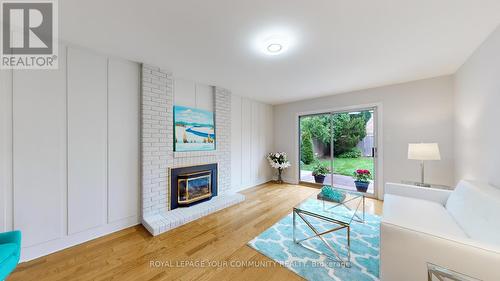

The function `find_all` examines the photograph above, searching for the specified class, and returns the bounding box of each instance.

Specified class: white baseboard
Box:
[20,216,139,262]
[232,177,272,192]
[282,176,299,185]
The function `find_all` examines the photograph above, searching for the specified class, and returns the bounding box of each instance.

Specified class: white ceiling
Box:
[60,0,500,105]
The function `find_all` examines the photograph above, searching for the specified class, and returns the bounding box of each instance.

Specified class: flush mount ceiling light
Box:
[253,30,294,56]
[267,43,283,53]
[251,28,297,57]
[262,36,287,55]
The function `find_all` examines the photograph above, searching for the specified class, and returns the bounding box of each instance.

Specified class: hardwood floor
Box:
[10,183,382,281]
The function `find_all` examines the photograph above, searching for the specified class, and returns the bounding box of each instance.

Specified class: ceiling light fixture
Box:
[262,36,287,56]
[252,28,297,57]
[267,43,283,53]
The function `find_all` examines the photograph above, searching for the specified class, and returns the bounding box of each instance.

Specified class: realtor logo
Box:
[1,0,58,69]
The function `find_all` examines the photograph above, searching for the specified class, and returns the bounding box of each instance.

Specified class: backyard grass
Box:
[301,157,374,177]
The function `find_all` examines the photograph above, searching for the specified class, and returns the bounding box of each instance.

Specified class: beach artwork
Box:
[174,105,215,152]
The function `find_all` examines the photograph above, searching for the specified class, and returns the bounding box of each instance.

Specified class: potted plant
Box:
[353,169,371,192]
[312,162,330,184]
[267,152,291,184]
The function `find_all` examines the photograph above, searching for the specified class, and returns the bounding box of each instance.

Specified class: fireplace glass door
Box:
[177,171,212,204]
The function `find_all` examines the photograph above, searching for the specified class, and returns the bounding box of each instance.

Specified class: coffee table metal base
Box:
[292,208,351,266]
[322,195,366,223]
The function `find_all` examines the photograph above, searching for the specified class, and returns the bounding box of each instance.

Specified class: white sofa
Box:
[380,180,500,281]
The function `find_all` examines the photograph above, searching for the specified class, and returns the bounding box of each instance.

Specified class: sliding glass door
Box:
[299,113,334,186]
[299,108,377,196]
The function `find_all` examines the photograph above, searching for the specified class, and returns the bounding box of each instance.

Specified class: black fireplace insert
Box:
[169,163,217,210]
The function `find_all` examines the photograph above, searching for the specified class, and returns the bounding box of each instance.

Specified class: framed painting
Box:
[173,105,215,152]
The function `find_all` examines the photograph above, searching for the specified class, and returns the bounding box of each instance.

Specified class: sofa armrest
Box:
[0,230,21,245]
[385,182,451,205]
[381,222,500,281]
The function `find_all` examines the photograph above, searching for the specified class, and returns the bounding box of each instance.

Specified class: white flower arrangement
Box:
[267,152,291,170]
[267,152,290,184]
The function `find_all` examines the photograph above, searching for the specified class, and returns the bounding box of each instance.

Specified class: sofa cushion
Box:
[0,243,17,265]
[383,194,467,239]
[446,180,500,246]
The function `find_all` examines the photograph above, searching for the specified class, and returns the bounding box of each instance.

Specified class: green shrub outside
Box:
[300,112,370,157]
[337,147,362,158]
[300,131,314,165]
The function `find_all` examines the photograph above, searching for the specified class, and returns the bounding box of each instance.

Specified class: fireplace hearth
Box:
[170,163,218,210]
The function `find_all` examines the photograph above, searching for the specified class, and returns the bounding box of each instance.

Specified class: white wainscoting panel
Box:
[240,98,252,186]
[67,47,108,234]
[230,95,242,188]
[12,47,67,247]
[264,104,274,181]
[173,78,214,112]
[173,78,196,107]
[4,45,140,261]
[251,101,260,181]
[107,58,140,222]
[0,69,13,232]
[195,83,214,111]
[231,96,274,191]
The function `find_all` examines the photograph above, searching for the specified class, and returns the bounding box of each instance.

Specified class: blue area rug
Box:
[247,199,380,281]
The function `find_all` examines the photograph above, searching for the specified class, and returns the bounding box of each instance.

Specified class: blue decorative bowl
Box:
[317,186,346,203]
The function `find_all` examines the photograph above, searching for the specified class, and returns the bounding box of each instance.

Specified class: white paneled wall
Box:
[0,69,13,232]
[195,84,215,112]
[240,98,252,185]
[230,96,242,188]
[173,78,196,107]
[108,59,140,222]
[67,48,108,234]
[0,46,140,261]
[230,95,274,191]
[13,47,67,247]
[173,78,214,111]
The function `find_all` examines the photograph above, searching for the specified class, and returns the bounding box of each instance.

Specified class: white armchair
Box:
[380,180,500,281]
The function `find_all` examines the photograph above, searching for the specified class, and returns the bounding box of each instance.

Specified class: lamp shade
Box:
[408,143,441,160]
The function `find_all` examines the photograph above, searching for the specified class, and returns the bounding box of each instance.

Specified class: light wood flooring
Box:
[10,183,383,281]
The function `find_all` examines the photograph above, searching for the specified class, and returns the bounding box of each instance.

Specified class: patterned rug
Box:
[247,199,380,281]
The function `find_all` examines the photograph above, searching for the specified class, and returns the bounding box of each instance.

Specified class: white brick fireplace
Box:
[141,64,244,235]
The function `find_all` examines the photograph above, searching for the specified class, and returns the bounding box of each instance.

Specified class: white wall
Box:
[0,45,140,261]
[454,26,500,188]
[13,47,68,247]
[173,78,214,111]
[231,95,274,191]
[274,76,455,197]
[108,59,141,222]
[0,69,13,233]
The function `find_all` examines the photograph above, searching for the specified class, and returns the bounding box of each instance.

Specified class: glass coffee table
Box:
[293,188,366,265]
